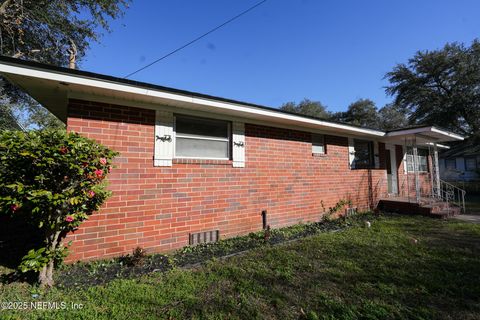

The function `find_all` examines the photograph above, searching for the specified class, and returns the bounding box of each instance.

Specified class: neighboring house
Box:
[0,57,464,262]
[439,138,480,182]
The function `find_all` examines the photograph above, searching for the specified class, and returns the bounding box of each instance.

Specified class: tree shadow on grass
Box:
[0,214,43,284]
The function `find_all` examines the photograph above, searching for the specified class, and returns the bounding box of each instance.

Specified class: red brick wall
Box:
[65,99,390,262]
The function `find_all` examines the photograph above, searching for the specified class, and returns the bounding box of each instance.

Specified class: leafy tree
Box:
[280,99,330,119]
[377,104,409,131]
[0,104,22,130]
[0,130,118,287]
[332,99,379,128]
[0,0,130,129]
[385,39,480,137]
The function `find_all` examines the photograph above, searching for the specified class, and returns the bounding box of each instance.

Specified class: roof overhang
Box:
[0,57,464,144]
[384,126,464,144]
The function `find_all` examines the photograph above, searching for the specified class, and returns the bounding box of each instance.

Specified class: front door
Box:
[385,146,398,194]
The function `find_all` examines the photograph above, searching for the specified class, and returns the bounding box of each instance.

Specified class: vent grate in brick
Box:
[189,230,220,245]
[345,207,357,217]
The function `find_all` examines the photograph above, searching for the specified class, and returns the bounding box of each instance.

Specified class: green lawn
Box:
[1,214,480,320]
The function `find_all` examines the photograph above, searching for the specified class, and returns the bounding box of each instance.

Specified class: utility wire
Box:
[124,0,267,79]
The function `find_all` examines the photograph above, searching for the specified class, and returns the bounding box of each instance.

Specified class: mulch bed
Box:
[54,213,376,288]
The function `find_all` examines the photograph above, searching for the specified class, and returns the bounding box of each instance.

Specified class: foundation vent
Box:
[345,207,357,217]
[189,230,220,245]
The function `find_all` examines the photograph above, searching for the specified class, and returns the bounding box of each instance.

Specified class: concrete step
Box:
[428,207,461,219]
[377,199,462,219]
[419,201,462,216]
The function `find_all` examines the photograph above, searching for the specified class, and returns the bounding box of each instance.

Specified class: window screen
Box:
[353,139,374,168]
[445,159,456,170]
[406,147,429,172]
[465,157,477,171]
[312,134,325,154]
[175,115,230,159]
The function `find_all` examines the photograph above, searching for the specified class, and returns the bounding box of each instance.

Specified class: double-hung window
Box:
[312,134,325,154]
[465,157,478,171]
[174,115,230,159]
[445,159,456,170]
[406,147,429,172]
[353,139,374,169]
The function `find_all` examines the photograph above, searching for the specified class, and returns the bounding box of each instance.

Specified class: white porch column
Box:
[412,142,421,202]
[433,143,441,198]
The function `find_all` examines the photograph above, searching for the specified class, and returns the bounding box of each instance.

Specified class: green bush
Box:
[0,130,118,287]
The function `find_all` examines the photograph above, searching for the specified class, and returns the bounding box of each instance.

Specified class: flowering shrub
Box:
[0,130,118,287]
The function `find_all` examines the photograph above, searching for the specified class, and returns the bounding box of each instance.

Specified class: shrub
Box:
[0,130,118,287]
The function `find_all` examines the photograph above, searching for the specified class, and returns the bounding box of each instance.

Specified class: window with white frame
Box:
[174,115,230,159]
[465,157,477,171]
[312,134,325,154]
[406,147,429,172]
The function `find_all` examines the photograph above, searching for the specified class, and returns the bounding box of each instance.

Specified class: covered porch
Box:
[378,126,466,218]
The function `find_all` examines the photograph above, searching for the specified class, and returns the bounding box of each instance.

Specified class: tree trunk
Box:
[38,263,54,288]
[68,40,77,69]
[38,230,61,288]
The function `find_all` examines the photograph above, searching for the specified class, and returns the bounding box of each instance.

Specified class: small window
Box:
[312,134,325,154]
[445,159,456,170]
[353,139,374,169]
[465,157,477,171]
[406,147,429,172]
[174,115,230,159]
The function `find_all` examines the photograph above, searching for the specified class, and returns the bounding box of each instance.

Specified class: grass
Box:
[1,214,480,320]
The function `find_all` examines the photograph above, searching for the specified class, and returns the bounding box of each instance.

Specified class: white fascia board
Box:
[422,142,450,149]
[0,62,386,138]
[188,96,385,136]
[431,127,464,141]
[386,126,464,141]
[386,126,435,137]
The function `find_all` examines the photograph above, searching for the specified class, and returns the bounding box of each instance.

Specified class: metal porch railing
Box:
[393,176,466,214]
[436,179,466,214]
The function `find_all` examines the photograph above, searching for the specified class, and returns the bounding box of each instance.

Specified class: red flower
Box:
[59,146,69,154]
[99,158,107,165]
[82,162,89,167]
[94,169,104,178]
[10,204,19,212]
[87,190,96,198]
[65,216,74,223]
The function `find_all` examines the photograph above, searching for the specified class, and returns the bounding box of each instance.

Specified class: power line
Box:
[124,0,267,79]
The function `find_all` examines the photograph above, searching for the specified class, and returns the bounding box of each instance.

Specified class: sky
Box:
[82,0,480,113]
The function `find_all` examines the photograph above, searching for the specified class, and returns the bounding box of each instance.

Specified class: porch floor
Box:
[377,196,461,219]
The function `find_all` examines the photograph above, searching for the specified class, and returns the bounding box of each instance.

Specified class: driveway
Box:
[454,214,480,224]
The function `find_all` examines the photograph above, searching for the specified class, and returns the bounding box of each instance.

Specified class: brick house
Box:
[0,57,465,262]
